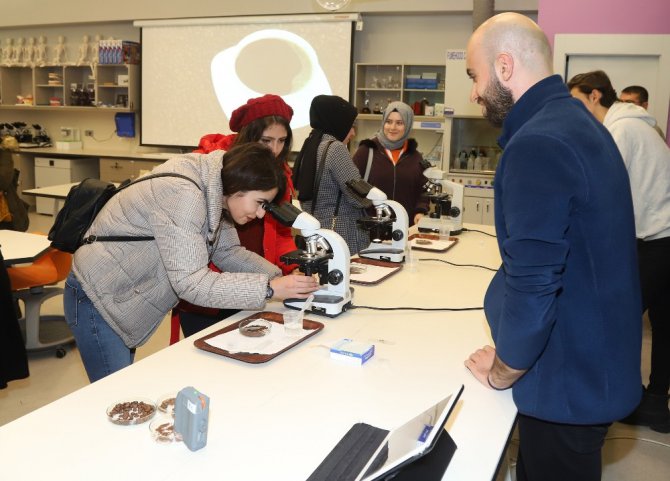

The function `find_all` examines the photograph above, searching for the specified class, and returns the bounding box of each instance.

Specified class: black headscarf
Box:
[292,95,358,201]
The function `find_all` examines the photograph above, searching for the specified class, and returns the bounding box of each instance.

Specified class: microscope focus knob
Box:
[450,207,461,218]
[328,269,344,285]
[392,229,404,241]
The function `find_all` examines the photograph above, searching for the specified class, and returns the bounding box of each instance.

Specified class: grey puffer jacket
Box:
[71,151,281,347]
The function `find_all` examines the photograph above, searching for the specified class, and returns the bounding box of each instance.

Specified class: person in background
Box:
[171,94,299,341]
[292,95,370,255]
[619,85,666,140]
[0,136,29,232]
[463,13,642,481]
[65,144,319,382]
[352,101,429,226]
[568,70,670,433]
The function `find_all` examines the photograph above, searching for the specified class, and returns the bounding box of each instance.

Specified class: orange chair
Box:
[7,248,74,358]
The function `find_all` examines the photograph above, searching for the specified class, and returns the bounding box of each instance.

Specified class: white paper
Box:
[409,238,455,251]
[350,263,400,283]
[204,319,309,354]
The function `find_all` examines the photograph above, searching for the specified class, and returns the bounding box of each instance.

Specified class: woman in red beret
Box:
[170,94,298,342]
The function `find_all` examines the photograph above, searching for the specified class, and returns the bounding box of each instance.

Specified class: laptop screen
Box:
[356,384,464,481]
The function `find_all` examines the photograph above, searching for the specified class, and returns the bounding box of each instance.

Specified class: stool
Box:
[8,248,74,358]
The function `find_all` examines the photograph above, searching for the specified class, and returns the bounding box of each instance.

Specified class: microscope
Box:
[346,178,409,263]
[416,159,464,235]
[264,202,352,317]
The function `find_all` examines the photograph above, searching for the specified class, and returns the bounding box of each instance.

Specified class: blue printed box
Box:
[405,78,438,89]
[330,339,375,365]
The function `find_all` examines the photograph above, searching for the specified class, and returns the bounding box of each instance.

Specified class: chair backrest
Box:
[49,249,73,281]
[7,248,72,290]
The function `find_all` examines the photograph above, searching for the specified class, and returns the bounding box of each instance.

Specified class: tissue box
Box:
[330,339,375,365]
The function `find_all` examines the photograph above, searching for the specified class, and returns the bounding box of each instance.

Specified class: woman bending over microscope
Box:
[64,144,319,383]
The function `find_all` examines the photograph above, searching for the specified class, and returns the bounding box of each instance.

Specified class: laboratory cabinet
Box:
[34,156,98,215]
[462,193,494,226]
[352,63,446,164]
[0,64,138,111]
[354,63,445,117]
[99,157,163,183]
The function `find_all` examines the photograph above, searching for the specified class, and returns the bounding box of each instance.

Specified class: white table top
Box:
[18,146,178,160]
[22,183,79,200]
[0,230,51,265]
[0,224,516,481]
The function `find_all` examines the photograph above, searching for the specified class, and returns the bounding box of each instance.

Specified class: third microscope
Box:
[416,159,464,235]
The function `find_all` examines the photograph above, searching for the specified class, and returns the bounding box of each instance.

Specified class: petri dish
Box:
[106,397,157,425]
[149,417,182,444]
[239,318,272,337]
[157,393,177,417]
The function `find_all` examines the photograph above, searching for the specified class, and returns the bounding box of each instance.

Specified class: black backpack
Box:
[48,173,200,253]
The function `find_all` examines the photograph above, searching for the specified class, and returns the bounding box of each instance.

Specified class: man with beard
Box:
[463,13,642,481]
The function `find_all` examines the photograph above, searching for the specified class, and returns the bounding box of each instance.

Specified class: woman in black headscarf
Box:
[292,95,370,255]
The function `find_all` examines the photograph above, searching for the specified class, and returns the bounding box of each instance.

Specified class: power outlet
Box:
[84,130,94,137]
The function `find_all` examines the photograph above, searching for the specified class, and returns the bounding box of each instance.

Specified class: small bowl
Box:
[157,393,177,417]
[238,318,272,337]
[106,397,156,425]
[149,417,182,444]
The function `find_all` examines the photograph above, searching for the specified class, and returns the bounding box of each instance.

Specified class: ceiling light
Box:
[316,0,351,11]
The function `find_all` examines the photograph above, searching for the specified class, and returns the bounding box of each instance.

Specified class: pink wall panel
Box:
[538,0,670,48]
[537,0,670,143]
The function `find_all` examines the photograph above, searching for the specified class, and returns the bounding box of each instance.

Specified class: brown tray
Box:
[193,311,323,364]
[408,234,459,252]
[350,257,403,285]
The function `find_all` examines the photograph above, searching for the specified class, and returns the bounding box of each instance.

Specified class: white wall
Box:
[0,1,537,27]
[0,3,538,153]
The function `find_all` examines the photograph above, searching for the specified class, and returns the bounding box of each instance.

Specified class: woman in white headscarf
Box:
[352,101,429,226]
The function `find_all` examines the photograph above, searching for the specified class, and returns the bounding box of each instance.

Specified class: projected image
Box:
[210,29,332,131]
[139,18,351,148]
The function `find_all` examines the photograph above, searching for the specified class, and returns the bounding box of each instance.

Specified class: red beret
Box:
[228,94,294,133]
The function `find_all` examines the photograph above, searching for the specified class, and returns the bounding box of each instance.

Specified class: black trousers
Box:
[638,236,670,395]
[516,415,609,481]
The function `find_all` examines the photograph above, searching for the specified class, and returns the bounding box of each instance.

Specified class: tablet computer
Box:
[355,384,464,481]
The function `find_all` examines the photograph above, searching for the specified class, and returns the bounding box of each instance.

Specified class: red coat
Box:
[194,133,297,274]
[169,134,297,344]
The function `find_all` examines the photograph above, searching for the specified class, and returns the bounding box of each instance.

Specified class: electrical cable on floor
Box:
[419,257,499,272]
[461,227,497,237]
[604,435,670,449]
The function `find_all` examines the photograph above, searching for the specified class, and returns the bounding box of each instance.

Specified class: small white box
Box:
[117,74,129,86]
[435,103,445,116]
[424,105,435,116]
[55,141,83,150]
[330,339,375,365]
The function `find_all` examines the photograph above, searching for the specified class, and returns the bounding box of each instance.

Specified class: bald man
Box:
[463,13,642,481]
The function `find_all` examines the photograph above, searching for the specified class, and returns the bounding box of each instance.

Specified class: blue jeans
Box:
[64,272,135,383]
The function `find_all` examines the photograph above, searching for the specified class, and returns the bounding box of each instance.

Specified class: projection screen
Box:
[136,15,355,150]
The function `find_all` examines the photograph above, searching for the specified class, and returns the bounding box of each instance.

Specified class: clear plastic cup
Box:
[283,310,304,337]
[439,221,454,241]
